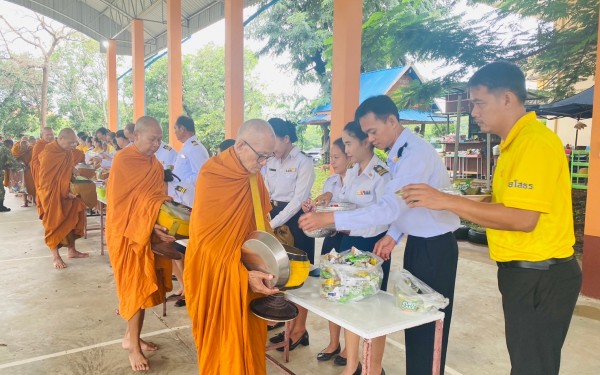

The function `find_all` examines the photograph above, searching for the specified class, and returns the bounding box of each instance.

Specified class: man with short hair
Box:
[167,115,209,307]
[184,119,278,374]
[106,116,175,372]
[11,136,35,207]
[37,128,89,269]
[124,123,136,143]
[402,61,582,375]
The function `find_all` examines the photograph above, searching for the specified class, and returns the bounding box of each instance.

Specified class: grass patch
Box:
[312,166,330,198]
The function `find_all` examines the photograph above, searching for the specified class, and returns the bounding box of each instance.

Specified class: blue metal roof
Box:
[315,66,407,112]
[399,109,451,124]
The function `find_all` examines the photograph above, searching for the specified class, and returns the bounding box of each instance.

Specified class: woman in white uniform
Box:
[264,118,315,351]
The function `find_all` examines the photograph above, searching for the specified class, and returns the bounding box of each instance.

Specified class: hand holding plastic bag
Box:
[391,269,449,313]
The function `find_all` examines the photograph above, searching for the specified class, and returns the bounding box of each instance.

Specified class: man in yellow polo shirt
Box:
[401,61,581,375]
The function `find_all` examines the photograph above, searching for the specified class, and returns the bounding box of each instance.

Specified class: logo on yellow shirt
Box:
[508,180,533,189]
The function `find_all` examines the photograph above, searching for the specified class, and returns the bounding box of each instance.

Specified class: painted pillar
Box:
[330,0,363,142]
[167,0,183,150]
[106,39,118,132]
[131,19,145,121]
[581,4,600,298]
[224,0,244,139]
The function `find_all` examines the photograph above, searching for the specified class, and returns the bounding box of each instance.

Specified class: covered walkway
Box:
[1,193,599,374]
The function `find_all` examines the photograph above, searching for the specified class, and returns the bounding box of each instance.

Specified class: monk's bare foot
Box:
[122,337,159,351]
[53,255,67,269]
[128,350,150,372]
[67,248,89,259]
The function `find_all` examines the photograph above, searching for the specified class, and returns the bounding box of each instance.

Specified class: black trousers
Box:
[271,201,315,264]
[321,232,345,256]
[404,232,458,375]
[498,258,581,375]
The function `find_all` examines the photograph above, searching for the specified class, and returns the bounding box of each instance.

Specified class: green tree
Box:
[51,35,107,133]
[469,0,599,99]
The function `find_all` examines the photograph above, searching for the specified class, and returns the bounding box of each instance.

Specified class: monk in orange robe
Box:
[31,127,55,219]
[37,128,88,269]
[11,137,35,207]
[184,119,279,375]
[106,116,175,372]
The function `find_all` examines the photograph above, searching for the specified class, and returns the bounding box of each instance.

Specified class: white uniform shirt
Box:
[334,129,460,239]
[263,146,315,228]
[168,135,209,207]
[322,174,344,202]
[155,141,178,169]
[338,155,391,238]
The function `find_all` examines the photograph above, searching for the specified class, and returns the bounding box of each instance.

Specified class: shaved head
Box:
[234,119,276,174]
[57,128,78,151]
[134,116,163,156]
[41,127,54,143]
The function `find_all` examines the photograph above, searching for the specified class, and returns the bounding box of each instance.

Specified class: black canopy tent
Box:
[534,86,594,119]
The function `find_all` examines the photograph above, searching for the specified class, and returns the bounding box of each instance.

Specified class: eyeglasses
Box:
[242,140,274,163]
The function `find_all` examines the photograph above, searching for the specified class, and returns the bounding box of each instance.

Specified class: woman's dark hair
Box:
[268,118,298,143]
[115,130,127,140]
[332,137,345,153]
[343,121,369,142]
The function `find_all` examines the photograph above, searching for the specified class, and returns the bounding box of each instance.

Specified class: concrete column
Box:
[224,0,244,139]
[581,4,600,298]
[330,0,363,142]
[167,0,183,150]
[131,19,145,121]
[106,39,118,132]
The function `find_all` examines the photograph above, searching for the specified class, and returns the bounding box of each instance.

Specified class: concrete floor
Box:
[0,192,599,375]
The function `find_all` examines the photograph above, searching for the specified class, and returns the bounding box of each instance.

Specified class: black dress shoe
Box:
[316,344,341,361]
[267,322,285,331]
[352,362,362,375]
[269,331,285,344]
[334,355,347,366]
[174,298,186,307]
[276,331,309,352]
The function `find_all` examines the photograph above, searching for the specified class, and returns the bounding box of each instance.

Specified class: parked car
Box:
[305,148,322,164]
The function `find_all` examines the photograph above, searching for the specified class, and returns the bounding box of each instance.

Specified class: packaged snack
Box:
[320,248,383,303]
[390,269,449,313]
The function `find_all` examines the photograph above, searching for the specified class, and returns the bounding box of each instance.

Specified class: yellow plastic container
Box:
[157,201,191,237]
[282,244,310,289]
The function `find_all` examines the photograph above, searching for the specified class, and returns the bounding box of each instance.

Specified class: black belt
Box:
[497,255,574,271]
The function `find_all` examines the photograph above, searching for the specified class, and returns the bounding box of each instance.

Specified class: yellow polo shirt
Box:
[487,112,574,262]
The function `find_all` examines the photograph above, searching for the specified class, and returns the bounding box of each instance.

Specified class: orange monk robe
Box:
[11,142,35,196]
[37,141,86,249]
[106,145,172,321]
[71,149,85,166]
[31,139,49,218]
[184,147,272,375]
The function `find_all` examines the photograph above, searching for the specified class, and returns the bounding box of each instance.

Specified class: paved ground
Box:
[0,192,599,375]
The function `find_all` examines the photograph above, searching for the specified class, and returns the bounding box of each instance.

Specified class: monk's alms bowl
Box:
[157,201,192,237]
[302,202,356,238]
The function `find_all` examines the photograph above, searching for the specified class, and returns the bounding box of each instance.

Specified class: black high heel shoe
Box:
[269,331,285,344]
[316,344,341,361]
[352,362,362,375]
[276,331,309,351]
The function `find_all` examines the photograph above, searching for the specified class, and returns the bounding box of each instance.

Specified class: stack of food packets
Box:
[320,247,383,303]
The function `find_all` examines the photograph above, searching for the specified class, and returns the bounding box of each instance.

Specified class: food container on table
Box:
[75,163,96,179]
[302,202,356,238]
[157,201,192,237]
[241,230,310,290]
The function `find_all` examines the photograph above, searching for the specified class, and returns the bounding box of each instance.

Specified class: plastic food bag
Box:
[320,247,383,303]
[9,169,26,193]
[391,269,449,313]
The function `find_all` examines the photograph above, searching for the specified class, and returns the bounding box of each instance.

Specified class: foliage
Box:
[0,57,40,136]
[468,0,599,100]
[311,166,329,198]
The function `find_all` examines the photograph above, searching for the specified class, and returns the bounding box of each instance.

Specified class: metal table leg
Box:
[432,318,444,375]
[99,201,105,255]
[362,337,372,375]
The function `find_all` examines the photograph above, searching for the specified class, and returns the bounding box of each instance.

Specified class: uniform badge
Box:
[373,165,389,176]
[393,142,408,163]
[268,168,276,172]
[163,144,172,151]
[285,168,297,172]
[175,186,187,193]
[357,190,371,195]
[191,140,198,146]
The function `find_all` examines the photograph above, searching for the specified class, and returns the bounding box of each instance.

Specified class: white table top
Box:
[285,276,444,340]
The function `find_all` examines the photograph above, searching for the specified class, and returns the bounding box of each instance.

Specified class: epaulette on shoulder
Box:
[373,165,389,176]
[163,144,173,151]
[191,140,198,146]
[175,185,187,193]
